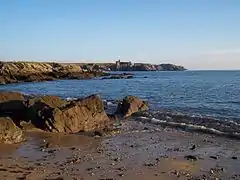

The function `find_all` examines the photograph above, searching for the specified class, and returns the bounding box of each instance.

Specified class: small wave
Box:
[137,116,240,140]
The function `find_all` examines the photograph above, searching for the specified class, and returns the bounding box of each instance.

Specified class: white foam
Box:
[137,116,240,139]
[66,97,77,101]
[107,101,114,105]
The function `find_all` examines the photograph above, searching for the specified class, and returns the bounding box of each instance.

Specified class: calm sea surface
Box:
[1,71,240,120]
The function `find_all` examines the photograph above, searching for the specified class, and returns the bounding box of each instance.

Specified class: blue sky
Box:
[1,0,240,69]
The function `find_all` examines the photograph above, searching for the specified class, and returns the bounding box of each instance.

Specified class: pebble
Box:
[184,155,198,161]
[190,144,196,150]
[117,167,126,171]
[118,173,124,177]
[113,157,120,162]
[86,167,93,171]
[210,156,218,160]
[144,162,155,167]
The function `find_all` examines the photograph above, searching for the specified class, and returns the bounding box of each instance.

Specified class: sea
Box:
[1,70,240,137]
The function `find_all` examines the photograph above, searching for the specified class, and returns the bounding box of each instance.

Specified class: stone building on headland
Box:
[116,60,133,71]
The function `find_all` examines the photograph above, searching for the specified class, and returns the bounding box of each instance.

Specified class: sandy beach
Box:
[0,120,239,180]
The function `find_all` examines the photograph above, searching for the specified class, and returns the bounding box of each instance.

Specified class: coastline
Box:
[0,61,186,85]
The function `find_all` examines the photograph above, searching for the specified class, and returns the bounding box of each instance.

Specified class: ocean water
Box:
[1,71,240,121]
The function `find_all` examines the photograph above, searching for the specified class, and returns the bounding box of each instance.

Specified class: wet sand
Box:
[0,120,240,180]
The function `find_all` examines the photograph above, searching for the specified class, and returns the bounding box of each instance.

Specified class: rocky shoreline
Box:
[0,91,148,144]
[0,61,186,84]
[0,62,110,85]
[0,91,240,179]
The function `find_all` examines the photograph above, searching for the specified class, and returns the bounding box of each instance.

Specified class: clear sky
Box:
[1,0,240,70]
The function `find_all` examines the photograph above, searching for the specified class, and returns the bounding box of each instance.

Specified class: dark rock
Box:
[0,117,25,144]
[184,155,198,161]
[16,176,26,180]
[113,157,121,162]
[115,96,148,117]
[190,144,196,150]
[0,91,25,113]
[117,167,126,171]
[232,156,237,160]
[44,177,64,180]
[102,73,134,80]
[93,131,103,137]
[209,156,218,160]
[118,173,124,177]
[86,167,93,171]
[144,162,156,167]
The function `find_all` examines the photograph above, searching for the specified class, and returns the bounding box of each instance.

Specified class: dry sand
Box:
[0,120,239,180]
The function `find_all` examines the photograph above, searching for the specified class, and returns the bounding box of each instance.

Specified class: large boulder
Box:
[0,117,25,144]
[116,96,148,118]
[34,95,111,133]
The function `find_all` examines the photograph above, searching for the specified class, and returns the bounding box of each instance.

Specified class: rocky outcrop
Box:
[0,62,108,85]
[0,91,151,143]
[131,63,186,71]
[116,96,148,117]
[157,64,186,71]
[0,117,24,144]
[0,92,112,133]
[0,91,114,142]
[38,95,111,133]
[2,62,53,74]
[94,61,186,71]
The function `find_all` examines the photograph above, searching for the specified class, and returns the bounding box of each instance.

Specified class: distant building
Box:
[116,60,132,71]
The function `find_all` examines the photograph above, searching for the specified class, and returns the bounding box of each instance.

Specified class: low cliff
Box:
[79,63,186,71]
[0,62,107,85]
